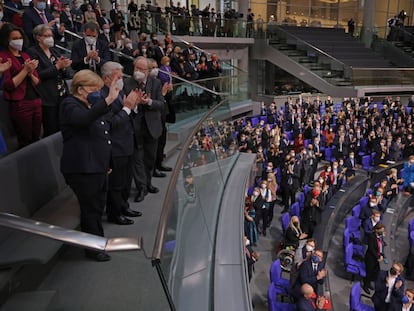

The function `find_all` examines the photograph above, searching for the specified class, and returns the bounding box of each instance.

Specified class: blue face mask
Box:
[36,1,46,11]
[402,295,410,304]
[311,255,320,263]
[86,91,102,106]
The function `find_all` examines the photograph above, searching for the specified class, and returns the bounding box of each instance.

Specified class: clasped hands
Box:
[23,59,39,76]
[86,49,100,62]
[56,56,72,70]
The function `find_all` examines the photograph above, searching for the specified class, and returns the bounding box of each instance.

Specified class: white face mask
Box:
[43,37,54,48]
[374,216,380,223]
[245,239,250,246]
[142,48,147,53]
[253,191,259,196]
[306,245,314,252]
[103,29,110,34]
[115,78,124,91]
[261,184,266,189]
[126,43,133,49]
[165,62,170,67]
[84,36,96,45]
[369,202,377,207]
[149,68,159,78]
[9,39,23,51]
[133,70,145,82]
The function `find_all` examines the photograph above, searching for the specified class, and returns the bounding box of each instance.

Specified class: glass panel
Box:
[157,98,241,311]
[351,68,414,85]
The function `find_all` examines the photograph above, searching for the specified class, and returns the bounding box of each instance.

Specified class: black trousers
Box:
[107,155,132,217]
[133,121,158,190]
[64,173,107,237]
[255,208,268,233]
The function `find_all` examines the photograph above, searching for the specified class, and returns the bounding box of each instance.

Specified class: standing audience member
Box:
[363,223,386,294]
[0,24,41,148]
[372,262,405,311]
[244,199,258,246]
[28,24,71,136]
[100,62,142,225]
[389,288,414,311]
[403,155,414,196]
[71,22,110,74]
[124,57,164,203]
[22,0,54,45]
[60,69,121,262]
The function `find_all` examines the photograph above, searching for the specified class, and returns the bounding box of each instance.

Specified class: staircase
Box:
[253,26,414,97]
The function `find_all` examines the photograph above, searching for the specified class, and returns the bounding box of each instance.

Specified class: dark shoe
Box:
[134,192,145,202]
[122,208,142,217]
[108,215,134,225]
[147,185,159,193]
[85,251,111,262]
[153,169,167,178]
[362,285,371,295]
[158,165,172,172]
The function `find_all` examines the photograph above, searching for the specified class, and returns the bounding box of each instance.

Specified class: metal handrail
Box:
[0,212,144,253]
[271,24,348,68]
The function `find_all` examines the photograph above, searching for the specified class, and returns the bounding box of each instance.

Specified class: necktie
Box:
[40,12,48,24]
[89,44,97,72]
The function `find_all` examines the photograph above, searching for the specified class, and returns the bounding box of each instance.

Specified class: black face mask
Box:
[390,267,397,276]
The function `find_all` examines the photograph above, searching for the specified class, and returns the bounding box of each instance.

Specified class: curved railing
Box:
[151,95,250,310]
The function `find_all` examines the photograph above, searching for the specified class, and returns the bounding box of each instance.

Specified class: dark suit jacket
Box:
[101,86,134,157]
[124,76,164,142]
[22,7,54,44]
[71,38,110,73]
[298,257,325,292]
[344,157,356,177]
[27,45,68,106]
[0,50,40,101]
[296,297,325,311]
[389,303,414,311]
[60,95,111,174]
[372,270,405,309]
[302,192,323,226]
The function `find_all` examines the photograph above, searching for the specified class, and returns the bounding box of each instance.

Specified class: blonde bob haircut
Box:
[70,69,104,96]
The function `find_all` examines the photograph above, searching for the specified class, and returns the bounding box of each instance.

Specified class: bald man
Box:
[296,283,327,311]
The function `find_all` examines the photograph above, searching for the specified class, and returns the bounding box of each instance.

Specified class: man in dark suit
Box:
[301,183,324,238]
[124,56,164,203]
[363,223,386,294]
[389,289,414,311]
[344,151,357,180]
[372,263,405,311]
[101,62,142,225]
[98,24,116,49]
[71,22,111,74]
[295,250,327,295]
[296,283,327,311]
[373,138,390,166]
[23,0,63,46]
[282,154,301,213]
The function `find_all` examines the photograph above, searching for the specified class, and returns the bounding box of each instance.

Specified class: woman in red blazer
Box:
[0,24,41,148]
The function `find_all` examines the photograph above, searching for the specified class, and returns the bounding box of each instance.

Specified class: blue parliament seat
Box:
[349,282,374,311]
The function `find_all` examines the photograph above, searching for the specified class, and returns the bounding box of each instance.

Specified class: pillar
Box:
[360,0,376,48]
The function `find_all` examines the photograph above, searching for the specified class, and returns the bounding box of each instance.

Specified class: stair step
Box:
[278,45,295,51]
[2,290,57,311]
[287,51,305,57]
[298,57,316,63]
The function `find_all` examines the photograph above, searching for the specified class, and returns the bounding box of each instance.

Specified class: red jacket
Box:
[0,50,40,101]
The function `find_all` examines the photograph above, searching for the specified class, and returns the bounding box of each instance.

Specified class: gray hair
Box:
[134,56,151,68]
[33,24,52,39]
[101,61,124,78]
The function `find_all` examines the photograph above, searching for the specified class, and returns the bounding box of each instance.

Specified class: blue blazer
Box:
[70,38,111,73]
[60,95,111,174]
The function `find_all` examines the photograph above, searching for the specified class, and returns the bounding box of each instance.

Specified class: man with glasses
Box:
[372,262,405,311]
